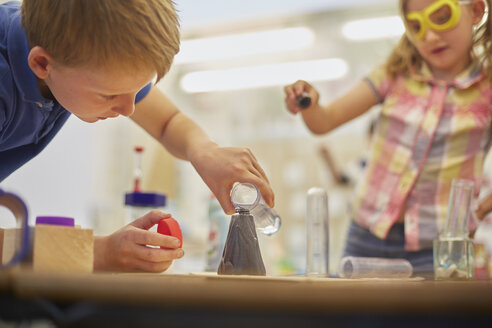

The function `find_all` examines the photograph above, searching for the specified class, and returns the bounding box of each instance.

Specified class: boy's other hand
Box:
[189,143,274,215]
[93,210,184,272]
[284,80,319,114]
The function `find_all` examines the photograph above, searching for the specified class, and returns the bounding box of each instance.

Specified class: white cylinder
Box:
[306,187,329,277]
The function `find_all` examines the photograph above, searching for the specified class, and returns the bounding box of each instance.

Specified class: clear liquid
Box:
[433,237,474,280]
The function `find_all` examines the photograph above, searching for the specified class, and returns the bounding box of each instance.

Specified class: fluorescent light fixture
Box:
[180,58,348,93]
[342,16,404,41]
[175,27,315,64]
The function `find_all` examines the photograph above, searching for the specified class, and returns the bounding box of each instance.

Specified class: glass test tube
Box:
[443,179,474,238]
[133,146,144,192]
[229,182,281,235]
[338,256,413,279]
[306,187,329,277]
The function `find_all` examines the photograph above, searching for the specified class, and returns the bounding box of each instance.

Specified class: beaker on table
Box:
[433,178,475,280]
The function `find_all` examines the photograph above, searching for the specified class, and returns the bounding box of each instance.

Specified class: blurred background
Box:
[2,0,492,275]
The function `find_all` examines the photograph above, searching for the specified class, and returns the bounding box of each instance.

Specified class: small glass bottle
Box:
[133,146,144,193]
[229,182,281,235]
[296,92,311,109]
[205,195,229,272]
[306,187,329,277]
[434,179,475,280]
[124,146,167,225]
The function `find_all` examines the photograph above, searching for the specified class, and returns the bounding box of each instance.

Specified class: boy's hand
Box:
[189,143,274,215]
[93,210,184,272]
[284,80,319,114]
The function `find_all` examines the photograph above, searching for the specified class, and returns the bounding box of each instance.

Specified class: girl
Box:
[284,0,491,274]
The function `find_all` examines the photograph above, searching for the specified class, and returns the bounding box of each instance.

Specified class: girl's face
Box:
[404,0,485,80]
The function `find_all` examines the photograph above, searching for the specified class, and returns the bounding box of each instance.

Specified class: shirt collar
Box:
[410,59,483,89]
[8,13,54,109]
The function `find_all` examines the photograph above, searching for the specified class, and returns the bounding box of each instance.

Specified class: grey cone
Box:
[218,212,266,276]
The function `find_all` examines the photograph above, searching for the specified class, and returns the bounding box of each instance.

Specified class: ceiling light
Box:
[342,16,404,41]
[175,27,315,64]
[180,58,348,93]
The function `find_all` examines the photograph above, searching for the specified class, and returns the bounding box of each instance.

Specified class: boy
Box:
[0,0,274,272]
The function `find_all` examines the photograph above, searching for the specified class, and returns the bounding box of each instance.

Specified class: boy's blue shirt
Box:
[0,2,151,182]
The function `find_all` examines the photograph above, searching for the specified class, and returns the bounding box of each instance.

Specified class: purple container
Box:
[36,216,75,227]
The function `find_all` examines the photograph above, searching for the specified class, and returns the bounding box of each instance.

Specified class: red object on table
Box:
[157,217,183,249]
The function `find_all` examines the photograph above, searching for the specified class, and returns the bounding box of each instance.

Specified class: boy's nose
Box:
[112,94,136,117]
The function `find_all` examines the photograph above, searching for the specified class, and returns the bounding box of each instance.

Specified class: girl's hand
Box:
[283,80,320,114]
[476,192,492,221]
[93,210,184,272]
[189,143,274,215]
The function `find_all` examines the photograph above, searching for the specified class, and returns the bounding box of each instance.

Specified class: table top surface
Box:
[2,269,492,315]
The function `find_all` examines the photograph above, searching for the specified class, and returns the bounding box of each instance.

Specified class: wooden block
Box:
[33,225,94,273]
[0,227,22,265]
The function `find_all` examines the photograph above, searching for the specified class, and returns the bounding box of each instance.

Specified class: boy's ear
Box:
[27,46,53,79]
[471,0,486,25]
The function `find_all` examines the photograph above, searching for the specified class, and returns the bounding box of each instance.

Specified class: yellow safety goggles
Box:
[406,0,472,40]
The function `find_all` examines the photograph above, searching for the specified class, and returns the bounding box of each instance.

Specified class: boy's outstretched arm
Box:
[284,80,379,134]
[131,86,274,214]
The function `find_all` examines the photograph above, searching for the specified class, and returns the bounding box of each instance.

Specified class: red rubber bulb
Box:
[157,217,183,249]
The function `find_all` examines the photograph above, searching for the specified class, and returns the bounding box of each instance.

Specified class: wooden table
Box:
[1,270,492,327]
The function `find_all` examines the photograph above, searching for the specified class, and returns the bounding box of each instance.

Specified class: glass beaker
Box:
[306,187,329,277]
[229,182,281,235]
[434,179,475,280]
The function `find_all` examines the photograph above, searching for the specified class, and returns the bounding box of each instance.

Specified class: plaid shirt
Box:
[351,62,492,251]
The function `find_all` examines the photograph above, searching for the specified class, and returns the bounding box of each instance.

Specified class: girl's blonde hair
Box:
[386,0,491,80]
[478,0,492,80]
[21,0,180,82]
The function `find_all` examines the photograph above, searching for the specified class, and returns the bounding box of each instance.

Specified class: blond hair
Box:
[386,0,489,80]
[21,0,180,82]
[478,0,492,80]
